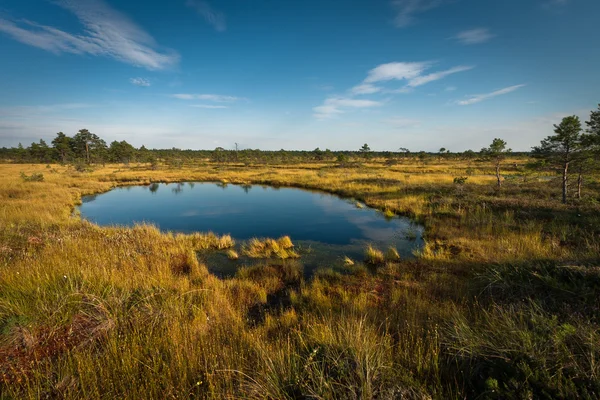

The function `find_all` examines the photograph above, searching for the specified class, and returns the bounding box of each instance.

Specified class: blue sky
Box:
[0,0,598,151]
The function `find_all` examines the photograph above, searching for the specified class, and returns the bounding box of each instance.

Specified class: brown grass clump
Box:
[243,237,300,259]
[365,245,385,265]
[277,235,294,249]
[385,247,401,262]
[226,249,239,260]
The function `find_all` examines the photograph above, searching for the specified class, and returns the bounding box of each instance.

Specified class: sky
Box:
[0,0,598,151]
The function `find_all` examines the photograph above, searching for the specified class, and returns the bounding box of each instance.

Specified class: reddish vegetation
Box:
[0,314,110,386]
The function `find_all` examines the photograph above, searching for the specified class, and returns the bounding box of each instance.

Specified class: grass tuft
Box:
[226,249,239,260]
[364,245,385,265]
[243,237,300,259]
[385,246,401,261]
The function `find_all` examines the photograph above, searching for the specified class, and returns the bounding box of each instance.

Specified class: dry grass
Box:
[365,245,385,265]
[242,237,300,259]
[0,160,599,399]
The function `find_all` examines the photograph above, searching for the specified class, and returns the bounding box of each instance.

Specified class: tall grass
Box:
[1,161,599,398]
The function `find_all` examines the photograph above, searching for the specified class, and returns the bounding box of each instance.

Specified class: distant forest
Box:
[0,129,530,165]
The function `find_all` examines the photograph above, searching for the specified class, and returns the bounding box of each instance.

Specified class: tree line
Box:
[0,131,514,165]
[1,105,599,204]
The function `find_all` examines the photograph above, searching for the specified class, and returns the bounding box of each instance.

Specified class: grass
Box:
[226,249,239,260]
[242,237,300,259]
[385,246,401,261]
[0,159,599,398]
[364,245,385,265]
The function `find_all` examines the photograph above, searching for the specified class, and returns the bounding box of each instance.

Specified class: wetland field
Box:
[1,157,599,399]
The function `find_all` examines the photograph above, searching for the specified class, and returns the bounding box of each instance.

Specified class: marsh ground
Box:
[1,159,599,399]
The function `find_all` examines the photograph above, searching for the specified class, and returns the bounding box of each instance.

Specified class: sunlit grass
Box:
[242,237,300,259]
[365,245,385,265]
[0,160,598,398]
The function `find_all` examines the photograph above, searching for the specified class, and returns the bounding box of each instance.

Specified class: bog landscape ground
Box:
[1,157,599,399]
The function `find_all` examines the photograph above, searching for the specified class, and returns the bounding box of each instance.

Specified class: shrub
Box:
[19,172,44,182]
[73,161,87,172]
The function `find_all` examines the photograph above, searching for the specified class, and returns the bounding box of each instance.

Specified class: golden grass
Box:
[385,246,401,261]
[0,160,598,398]
[226,249,239,260]
[365,245,385,265]
[242,237,300,259]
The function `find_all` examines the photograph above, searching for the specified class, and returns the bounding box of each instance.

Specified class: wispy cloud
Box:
[351,84,382,95]
[391,0,444,27]
[0,0,179,70]
[185,0,226,32]
[453,28,496,45]
[457,84,526,105]
[314,61,472,119]
[130,78,151,87]
[190,104,228,109]
[354,62,472,94]
[364,62,430,84]
[313,97,382,119]
[171,94,242,102]
[407,65,473,87]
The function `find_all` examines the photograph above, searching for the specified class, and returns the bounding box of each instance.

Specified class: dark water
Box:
[79,182,424,276]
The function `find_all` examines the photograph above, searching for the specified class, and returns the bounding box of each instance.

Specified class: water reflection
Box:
[79,182,424,276]
[241,184,252,194]
[172,183,185,195]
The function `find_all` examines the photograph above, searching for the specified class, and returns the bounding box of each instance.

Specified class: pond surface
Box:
[79,182,424,277]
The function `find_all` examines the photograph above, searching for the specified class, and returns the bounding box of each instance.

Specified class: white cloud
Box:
[362,62,471,90]
[391,0,444,27]
[357,62,472,94]
[185,0,226,32]
[190,104,228,109]
[130,78,150,87]
[454,28,496,45]
[445,86,457,92]
[364,62,430,83]
[313,61,473,119]
[314,97,382,119]
[351,83,382,95]
[0,0,179,70]
[457,84,526,106]
[171,94,242,102]
[407,65,473,87]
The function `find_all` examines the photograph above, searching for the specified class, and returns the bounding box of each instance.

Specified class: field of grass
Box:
[1,159,599,399]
